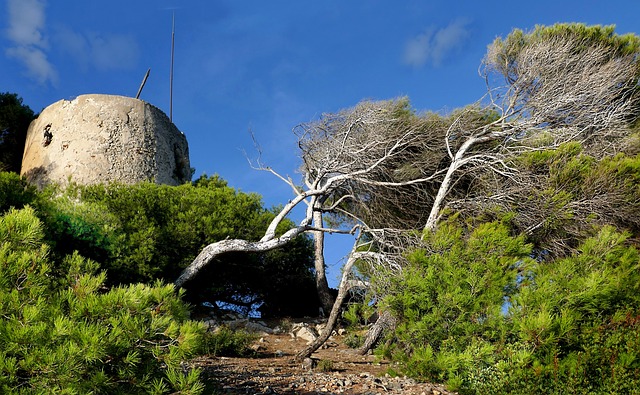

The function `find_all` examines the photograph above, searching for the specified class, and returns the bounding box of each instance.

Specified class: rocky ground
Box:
[190,317,455,395]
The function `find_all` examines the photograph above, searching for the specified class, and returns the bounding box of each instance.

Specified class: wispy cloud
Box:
[6,46,57,84]
[88,33,139,71]
[56,27,139,71]
[5,0,57,84]
[403,18,471,68]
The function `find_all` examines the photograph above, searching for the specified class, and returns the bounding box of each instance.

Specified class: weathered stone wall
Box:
[21,94,191,188]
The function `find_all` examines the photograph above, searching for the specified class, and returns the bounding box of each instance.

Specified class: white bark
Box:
[313,202,334,314]
[423,133,503,234]
[296,248,383,360]
[175,226,307,288]
[176,30,640,354]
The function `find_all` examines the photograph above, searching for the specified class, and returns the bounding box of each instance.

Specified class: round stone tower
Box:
[21,94,191,188]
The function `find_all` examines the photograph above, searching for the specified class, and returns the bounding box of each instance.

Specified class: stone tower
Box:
[21,94,191,188]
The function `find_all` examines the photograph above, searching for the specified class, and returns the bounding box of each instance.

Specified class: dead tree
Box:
[295,232,405,360]
[176,24,640,356]
[344,26,640,353]
[175,101,430,293]
[312,196,335,315]
[296,231,367,360]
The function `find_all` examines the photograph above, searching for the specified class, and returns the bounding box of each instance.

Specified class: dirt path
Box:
[191,321,454,395]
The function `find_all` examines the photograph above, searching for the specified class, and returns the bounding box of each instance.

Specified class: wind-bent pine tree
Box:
[176,23,640,358]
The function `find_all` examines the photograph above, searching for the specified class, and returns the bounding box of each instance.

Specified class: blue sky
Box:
[3,0,640,286]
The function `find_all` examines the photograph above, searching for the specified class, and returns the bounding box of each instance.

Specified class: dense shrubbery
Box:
[372,145,640,394]
[0,172,37,213]
[72,175,266,283]
[200,327,257,357]
[0,172,316,392]
[378,217,640,394]
[0,92,36,173]
[71,175,317,315]
[0,172,317,316]
[0,207,205,393]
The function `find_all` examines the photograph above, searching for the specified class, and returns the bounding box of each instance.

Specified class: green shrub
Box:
[0,207,206,394]
[73,177,317,316]
[0,171,317,317]
[342,301,375,329]
[383,219,531,352]
[498,226,640,394]
[316,359,334,372]
[344,333,364,349]
[379,220,640,394]
[41,195,118,266]
[200,327,256,357]
[0,172,37,213]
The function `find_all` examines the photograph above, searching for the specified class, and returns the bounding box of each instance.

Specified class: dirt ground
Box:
[191,320,455,395]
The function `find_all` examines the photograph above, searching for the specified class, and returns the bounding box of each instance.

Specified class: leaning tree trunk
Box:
[358,136,491,354]
[175,226,306,288]
[313,205,335,315]
[358,310,395,355]
[295,251,357,361]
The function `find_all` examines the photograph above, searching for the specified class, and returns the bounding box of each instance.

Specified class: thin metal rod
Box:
[136,68,151,99]
[170,12,175,122]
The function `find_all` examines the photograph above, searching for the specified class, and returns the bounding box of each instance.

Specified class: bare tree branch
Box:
[177,25,640,355]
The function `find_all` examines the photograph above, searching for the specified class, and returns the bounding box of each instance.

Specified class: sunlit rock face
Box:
[21,94,191,188]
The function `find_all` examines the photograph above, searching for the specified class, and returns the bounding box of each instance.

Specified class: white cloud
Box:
[5,0,57,84]
[56,27,139,71]
[6,0,46,46]
[6,46,57,85]
[403,19,471,68]
[4,0,138,84]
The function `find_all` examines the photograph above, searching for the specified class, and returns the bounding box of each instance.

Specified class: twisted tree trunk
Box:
[358,310,395,355]
[295,249,358,361]
[313,204,335,315]
[174,227,306,288]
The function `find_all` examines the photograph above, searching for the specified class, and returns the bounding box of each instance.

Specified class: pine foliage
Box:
[0,172,316,316]
[0,207,205,394]
[67,176,316,315]
[0,93,36,173]
[380,218,640,394]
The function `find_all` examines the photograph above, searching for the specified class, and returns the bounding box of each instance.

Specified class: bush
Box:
[0,207,206,394]
[72,177,317,316]
[0,172,37,214]
[40,194,118,266]
[0,92,36,173]
[344,333,364,349]
[379,220,640,394]
[342,301,376,329]
[497,226,640,394]
[383,218,531,352]
[0,171,318,317]
[316,359,334,372]
[201,327,256,357]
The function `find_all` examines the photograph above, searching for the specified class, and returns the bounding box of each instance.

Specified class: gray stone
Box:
[301,357,315,370]
[292,325,318,343]
[244,321,275,334]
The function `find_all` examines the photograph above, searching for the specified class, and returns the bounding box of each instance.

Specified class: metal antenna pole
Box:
[170,12,175,122]
[136,68,151,99]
